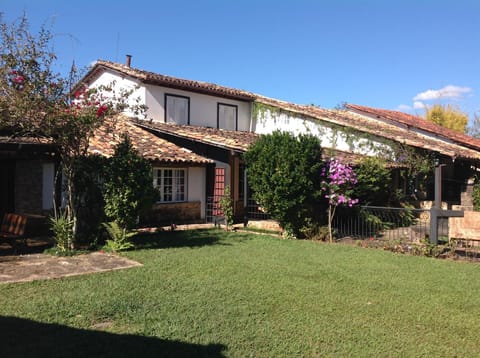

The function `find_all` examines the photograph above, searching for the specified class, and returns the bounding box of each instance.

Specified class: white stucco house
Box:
[77,59,258,223]
[69,57,480,224]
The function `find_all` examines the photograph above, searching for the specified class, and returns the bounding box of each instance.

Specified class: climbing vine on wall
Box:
[252,101,435,202]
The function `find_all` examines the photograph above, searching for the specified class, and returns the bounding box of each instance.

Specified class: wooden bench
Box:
[0,213,28,252]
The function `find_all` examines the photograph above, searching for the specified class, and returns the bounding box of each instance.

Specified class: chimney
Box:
[126,54,132,67]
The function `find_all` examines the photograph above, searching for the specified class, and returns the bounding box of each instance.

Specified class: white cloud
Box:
[413,85,472,101]
[396,104,412,111]
[413,101,426,109]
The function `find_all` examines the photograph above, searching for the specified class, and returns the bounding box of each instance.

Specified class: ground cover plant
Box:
[2,229,480,357]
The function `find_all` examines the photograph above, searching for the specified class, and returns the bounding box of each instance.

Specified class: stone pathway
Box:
[0,252,142,284]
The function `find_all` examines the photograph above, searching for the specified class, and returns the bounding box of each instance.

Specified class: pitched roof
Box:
[134,121,259,152]
[345,104,480,152]
[252,97,480,160]
[80,60,256,101]
[77,60,480,161]
[88,117,212,164]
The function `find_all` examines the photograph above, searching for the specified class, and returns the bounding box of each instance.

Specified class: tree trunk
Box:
[327,205,337,243]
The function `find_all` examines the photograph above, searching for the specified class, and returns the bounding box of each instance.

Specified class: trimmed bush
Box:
[244,131,325,237]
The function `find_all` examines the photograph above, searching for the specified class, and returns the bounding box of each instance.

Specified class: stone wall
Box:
[247,219,282,232]
[460,177,475,209]
[141,201,202,227]
[449,211,480,241]
[15,160,43,214]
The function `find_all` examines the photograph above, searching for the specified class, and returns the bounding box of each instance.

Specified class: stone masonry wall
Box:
[15,160,43,214]
[141,201,201,227]
[460,177,474,209]
[449,211,480,241]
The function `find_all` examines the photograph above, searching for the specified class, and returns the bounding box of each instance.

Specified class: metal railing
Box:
[245,199,270,221]
[333,206,448,242]
[206,196,223,224]
[213,198,450,243]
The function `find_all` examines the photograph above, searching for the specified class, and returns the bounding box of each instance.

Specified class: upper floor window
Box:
[217,103,238,130]
[165,94,190,125]
[153,168,186,202]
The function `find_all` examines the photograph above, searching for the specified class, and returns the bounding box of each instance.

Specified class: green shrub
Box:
[50,213,74,253]
[219,186,234,230]
[244,131,325,237]
[398,203,417,227]
[354,157,392,206]
[300,219,331,241]
[103,134,155,230]
[102,221,135,252]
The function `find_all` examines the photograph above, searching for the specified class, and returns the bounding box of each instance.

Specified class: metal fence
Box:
[333,206,449,242]
[210,198,450,243]
[206,196,223,224]
[206,197,270,224]
[245,199,270,221]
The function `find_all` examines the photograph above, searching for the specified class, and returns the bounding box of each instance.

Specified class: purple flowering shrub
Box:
[321,159,359,242]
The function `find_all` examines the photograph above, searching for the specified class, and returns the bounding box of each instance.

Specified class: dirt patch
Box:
[0,252,142,284]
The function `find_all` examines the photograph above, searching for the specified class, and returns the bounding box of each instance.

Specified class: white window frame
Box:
[165,94,190,125]
[217,103,238,130]
[153,168,187,203]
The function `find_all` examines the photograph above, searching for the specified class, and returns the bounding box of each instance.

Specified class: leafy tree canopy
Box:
[0,14,143,245]
[0,14,67,134]
[424,104,468,133]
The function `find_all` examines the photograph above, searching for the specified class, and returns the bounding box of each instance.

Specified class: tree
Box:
[467,112,480,138]
[0,14,141,249]
[424,104,468,133]
[354,157,391,206]
[243,131,324,237]
[320,159,359,242]
[393,144,434,201]
[103,135,155,230]
[0,14,65,134]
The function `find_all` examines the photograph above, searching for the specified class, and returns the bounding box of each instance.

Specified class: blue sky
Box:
[2,0,479,121]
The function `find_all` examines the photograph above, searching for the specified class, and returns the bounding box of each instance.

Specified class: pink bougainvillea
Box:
[321,159,359,242]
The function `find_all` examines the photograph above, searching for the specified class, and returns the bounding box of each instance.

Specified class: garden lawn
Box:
[1,229,480,357]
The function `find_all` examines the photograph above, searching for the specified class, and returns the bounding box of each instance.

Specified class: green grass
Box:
[2,229,480,357]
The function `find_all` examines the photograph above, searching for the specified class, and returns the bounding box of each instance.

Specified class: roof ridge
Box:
[92,60,257,100]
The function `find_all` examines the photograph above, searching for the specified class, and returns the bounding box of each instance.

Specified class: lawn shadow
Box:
[0,316,227,358]
[133,228,232,250]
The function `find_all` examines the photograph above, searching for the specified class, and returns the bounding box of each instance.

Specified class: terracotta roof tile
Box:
[77,61,480,161]
[134,121,259,152]
[88,116,212,164]
[346,104,480,151]
[254,97,480,160]
[135,121,392,166]
[82,60,257,101]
